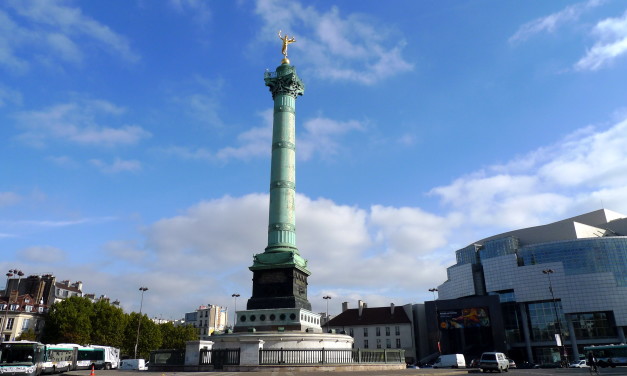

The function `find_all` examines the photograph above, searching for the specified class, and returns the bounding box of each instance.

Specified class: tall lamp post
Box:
[1,270,23,344]
[543,269,567,364]
[231,293,240,328]
[323,296,332,332]
[134,287,148,359]
[429,288,441,353]
[1,271,14,344]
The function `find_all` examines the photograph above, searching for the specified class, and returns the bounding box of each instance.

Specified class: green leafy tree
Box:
[91,300,127,347]
[17,328,38,341]
[122,313,162,359]
[158,322,197,350]
[42,296,94,344]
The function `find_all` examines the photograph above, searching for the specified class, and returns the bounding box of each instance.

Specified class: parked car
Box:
[479,352,509,373]
[508,359,516,369]
[469,358,480,368]
[570,360,588,368]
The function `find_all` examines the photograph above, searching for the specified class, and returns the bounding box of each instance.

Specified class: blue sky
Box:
[2,0,627,321]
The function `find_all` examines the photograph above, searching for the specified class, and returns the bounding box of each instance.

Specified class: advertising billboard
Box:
[438,307,490,329]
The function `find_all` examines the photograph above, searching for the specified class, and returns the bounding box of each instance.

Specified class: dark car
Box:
[469,359,480,368]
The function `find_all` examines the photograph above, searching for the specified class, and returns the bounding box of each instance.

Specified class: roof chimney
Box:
[342,301,349,312]
[391,303,395,314]
[358,300,365,317]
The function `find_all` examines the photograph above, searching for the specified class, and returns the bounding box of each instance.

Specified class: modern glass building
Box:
[437,209,627,365]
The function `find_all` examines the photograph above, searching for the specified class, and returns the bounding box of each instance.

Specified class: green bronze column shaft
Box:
[250,62,309,276]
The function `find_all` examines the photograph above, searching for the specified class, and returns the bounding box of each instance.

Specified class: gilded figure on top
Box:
[278,30,296,58]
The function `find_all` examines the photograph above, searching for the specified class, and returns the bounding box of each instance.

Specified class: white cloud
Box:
[0,192,21,207]
[0,83,23,107]
[169,0,211,25]
[4,0,139,68]
[299,116,363,160]
[509,0,604,43]
[167,110,364,163]
[136,193,452,315]
[18,245,67,264]
[430,115,627,231]
[254,0,413,84]
[575,10,627,71]
[170,77,225,128]
[15,100,151,147]
[90,158,141,173]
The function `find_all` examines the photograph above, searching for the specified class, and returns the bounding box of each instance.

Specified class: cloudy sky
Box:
[2,0,627,321]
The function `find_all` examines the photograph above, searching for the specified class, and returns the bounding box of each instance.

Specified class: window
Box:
[376,339,382,349]
[363,327,368,337]
[10,304,18,311]
[22,319,30,330]
[349,328,354,337]
[396,338,401,348]
[527,301,569,341]
[386,339,391,348]
[395,325,400,335]
[376,327,381,336]
[571,312,615,339]
[25,306,33,312]
[385,326,390,336]
[7,318,14,330]
[364,340,369,349]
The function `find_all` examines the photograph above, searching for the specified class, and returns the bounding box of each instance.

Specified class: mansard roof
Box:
[327,306,411,327]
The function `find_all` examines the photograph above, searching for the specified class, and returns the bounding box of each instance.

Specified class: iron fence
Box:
[259,348,405,365]
[199,348,240,369]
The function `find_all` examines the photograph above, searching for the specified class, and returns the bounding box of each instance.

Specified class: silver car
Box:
[479,352,509,373]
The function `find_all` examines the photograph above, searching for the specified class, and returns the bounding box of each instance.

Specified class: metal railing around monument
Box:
[199,348,240,368]
[259,348,405,365]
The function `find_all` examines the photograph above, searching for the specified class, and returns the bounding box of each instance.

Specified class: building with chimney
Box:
[327,301,417,364]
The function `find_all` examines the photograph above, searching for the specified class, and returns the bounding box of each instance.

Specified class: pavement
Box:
[64,368,627,376]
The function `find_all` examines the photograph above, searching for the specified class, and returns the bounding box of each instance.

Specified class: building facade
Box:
[184,304,228,339]
[437,209,627,365]
[0,293,47,341]
[327,301,417,363]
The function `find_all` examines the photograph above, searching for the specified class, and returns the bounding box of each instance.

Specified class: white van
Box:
[479,352,509,372]
[119,359,147,370]
[433,354,466,368]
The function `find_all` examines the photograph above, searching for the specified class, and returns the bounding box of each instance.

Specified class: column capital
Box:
[264,64,305,99]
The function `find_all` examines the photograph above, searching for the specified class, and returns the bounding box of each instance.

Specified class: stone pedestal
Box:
[239,339,265,366]
[184,340,214,366]
[235,308,322,333]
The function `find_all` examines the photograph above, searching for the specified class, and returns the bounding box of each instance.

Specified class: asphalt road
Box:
[64,367,627,376]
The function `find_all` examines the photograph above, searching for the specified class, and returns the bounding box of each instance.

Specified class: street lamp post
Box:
[429,288,441,353]
[134,287,148,359]
[1,271,14,344]
[231,293,240,329]
[543,269,567,365]
[323,296,332,332]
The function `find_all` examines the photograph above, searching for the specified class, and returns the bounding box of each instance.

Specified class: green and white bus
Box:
[42,344,77,374]
[584,344,627,367]
[0,341,44,376]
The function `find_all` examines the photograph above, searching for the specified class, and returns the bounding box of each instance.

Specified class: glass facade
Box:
[571,312,615,339]
[527,301,569,341]
[479,237,520,262]
[456,244,480,265]
[519,237,627,286]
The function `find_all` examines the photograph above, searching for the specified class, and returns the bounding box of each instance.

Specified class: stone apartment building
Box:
[327,301,417,364]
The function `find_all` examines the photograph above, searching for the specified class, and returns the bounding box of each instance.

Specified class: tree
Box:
[122,313,162,359]
[91,300,127,347]
[17,328,37,341]
[42,296,94,344]
[158,322,197,350]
